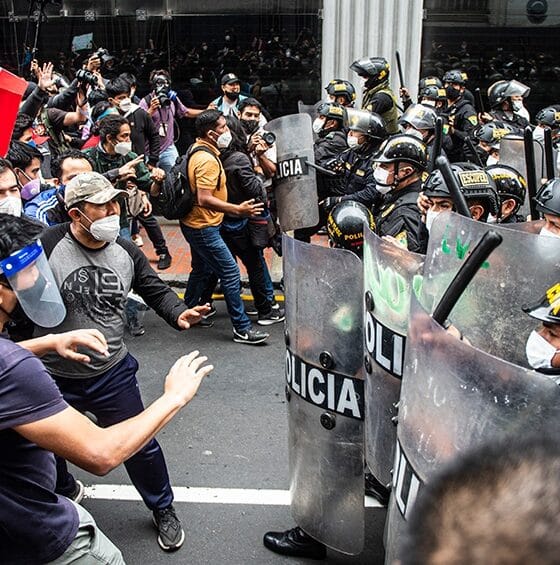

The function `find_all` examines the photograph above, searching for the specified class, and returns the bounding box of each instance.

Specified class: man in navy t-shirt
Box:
[0,213,213,563]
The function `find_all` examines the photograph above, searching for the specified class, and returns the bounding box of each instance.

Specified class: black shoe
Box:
[204,304,217,318]
[128,320,145,337]
[157,253,172,270]
[257,308,285,326]
[263,526,326,559]
[68,479,85,504]
[233,327,269,345]
[152,505,185,551]
[365,472,390,506]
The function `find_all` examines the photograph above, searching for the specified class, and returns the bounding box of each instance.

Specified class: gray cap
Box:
[65,172,128,208]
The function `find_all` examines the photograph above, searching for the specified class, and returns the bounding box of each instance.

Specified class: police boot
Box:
[365,472,390,506]
[263,526,327,559]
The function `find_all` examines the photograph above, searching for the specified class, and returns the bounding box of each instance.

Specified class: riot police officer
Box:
[485,79,531,129]
[422,163,500,231]
[400,75,443,111]
[418,84,448,113]
[535,178,560,238]
[486,164,527,223]
[350,56,399,133]
[295,103,348,242]
[442,69,478,162]
[469,121,518,166]
[371,134,430,252]
[325,79,356,107]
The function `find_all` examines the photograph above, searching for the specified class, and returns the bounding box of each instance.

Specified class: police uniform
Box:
[314,129,348,200]
[489,108,530,130]
[362,81,399,134]
[374,179,428,254]
[442,98,478,162]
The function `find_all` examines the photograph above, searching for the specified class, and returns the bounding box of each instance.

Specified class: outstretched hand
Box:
[54,329,109,363]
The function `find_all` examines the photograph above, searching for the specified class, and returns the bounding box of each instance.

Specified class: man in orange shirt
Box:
[180,110,269,345]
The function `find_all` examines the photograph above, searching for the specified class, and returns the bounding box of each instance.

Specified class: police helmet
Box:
[418,76,443,90]
[399,104,437,131]
[423,163,500,216]
[487,79,530,109]
[350,57,390,85]
[536,106,560,130]
[473,121,517,149]
[419,85,447,102]
[374,134,428,171]
[535,178,560,217]
[327,201,375,254]
[523,282,560,324]
[325,79,356,103]
[344,108,388,142]
[316,102,345,123]
[442,69,468,85]
[486,164,527,209]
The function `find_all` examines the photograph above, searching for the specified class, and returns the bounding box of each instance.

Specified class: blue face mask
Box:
[26,139,37,148]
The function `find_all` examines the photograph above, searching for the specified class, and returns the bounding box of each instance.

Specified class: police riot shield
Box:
[265,114,319,232]
[363,225,424,488]
[499,134,548,219]
[297,99,318,121]
[283,235,365,554]
[384,296,560,563]
[421,211,560,366]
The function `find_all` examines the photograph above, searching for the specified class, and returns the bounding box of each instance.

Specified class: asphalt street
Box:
[71,300,387,565]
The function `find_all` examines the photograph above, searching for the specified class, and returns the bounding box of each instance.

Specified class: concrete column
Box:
[321,0,425,105]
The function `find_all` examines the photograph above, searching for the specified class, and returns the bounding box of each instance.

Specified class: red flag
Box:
[0,67,27,157]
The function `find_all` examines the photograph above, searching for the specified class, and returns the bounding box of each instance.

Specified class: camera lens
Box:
[262,131,276,146]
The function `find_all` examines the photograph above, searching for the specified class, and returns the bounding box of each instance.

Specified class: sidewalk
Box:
[136,221,327,290]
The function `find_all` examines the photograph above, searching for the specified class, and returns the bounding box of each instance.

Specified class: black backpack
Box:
[153,145,221,220]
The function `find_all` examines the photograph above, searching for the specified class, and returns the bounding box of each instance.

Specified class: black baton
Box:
[436,155,472,218]
[544,127,555,182]
[524,126,540,220]
[428,117,444,173]
[395,51,405,90]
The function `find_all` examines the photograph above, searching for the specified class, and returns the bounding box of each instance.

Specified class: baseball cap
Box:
[221,73,240,85]
[65,172,128,208]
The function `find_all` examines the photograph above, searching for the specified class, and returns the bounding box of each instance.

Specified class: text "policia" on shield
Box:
[285,349,364,420]
[275,157,308,180]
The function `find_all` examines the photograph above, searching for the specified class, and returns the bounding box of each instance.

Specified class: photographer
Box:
[139,69,204,173]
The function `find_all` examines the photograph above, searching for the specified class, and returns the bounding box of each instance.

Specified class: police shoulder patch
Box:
[467,115,478,126]
[395,231,408,247]
[381,203,395,218]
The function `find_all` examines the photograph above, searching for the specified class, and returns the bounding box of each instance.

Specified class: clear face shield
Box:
[0,240,66,327]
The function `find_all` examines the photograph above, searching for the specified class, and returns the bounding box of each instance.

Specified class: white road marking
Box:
[84,484,382,508]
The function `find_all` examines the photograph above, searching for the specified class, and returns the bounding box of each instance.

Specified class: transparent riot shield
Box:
[283,235,364,554]
[363,226,424,488]
[499,135,549,219]
[385,296,560,563]
[421,211,560,366]
[297,99,318,121]
[265,114,319,232]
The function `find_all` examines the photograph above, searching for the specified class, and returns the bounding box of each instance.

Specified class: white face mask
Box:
[312,118,325,134]
[119,98,132,113]
[487,212,498,224]
[405,128,424,140]
[425,208,441,232]
[422,99,436,108]
[526,330,559,370]
[373,166,392,193]
[216,130,232,149]
[114,141,132,156]
[80,211,121,243]
[347,134,360,148]
[511,100,523,112]
[0,196,22,217]
[486,154,499,166]
[540,226,560,239]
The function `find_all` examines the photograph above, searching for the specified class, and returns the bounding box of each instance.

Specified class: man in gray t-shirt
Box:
[38,172,209,553]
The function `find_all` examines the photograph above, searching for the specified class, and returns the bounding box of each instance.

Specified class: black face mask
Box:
[241,119,259,135]
[446,85,461,100]
[7,301,29,325]
[17,273,48,305]
[225,90,240,101]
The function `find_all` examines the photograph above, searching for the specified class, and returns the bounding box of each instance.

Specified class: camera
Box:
[75,69,98,88]
[94,47,114,64]
[155,85,171,107]
[261,131,276,146]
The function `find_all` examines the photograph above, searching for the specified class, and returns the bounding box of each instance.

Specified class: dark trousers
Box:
[132,213,169,256]
[54,354,174,511]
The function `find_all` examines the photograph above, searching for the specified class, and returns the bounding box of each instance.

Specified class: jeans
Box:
[54,354,174,511]
[259,250,274,303]
[158,143,179,174]
[180,223,251,332]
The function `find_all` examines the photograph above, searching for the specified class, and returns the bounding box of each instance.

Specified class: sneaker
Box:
[152,505,185,551]
[245,304,258,316]
[128,320,145,337]
[132,234,144,247]
[257,308,285,326]
[69,479,85,504]
[157,253,172,270]
[233,327,269,345]
[204,304,217,318]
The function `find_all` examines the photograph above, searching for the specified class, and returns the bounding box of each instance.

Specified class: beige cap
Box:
[65,172,128,208]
